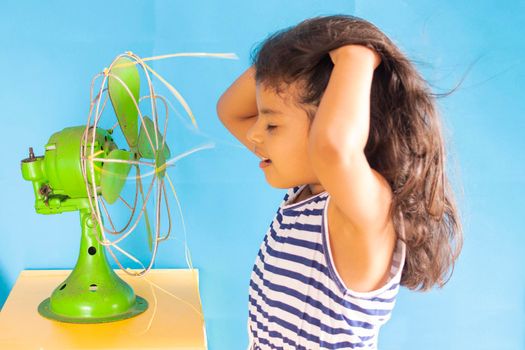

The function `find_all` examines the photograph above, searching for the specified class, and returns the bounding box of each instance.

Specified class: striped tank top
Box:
[247,184,406,349]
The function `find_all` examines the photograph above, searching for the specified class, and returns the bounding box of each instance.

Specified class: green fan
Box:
[20,53,174,323]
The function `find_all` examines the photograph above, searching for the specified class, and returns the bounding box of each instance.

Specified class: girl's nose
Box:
[246,122,262,145]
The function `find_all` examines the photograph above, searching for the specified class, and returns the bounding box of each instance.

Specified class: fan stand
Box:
[38,201,148,323]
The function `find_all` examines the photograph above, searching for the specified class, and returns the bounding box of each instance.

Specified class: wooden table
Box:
[0,269,207,350]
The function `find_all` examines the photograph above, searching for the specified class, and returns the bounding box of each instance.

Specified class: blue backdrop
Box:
[0,1,523,349]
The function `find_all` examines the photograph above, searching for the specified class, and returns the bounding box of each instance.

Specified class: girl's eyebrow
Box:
[259,107,282,116]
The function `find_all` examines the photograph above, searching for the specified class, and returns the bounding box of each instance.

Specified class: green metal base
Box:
[36,204,150,324]
[38,295,148,324]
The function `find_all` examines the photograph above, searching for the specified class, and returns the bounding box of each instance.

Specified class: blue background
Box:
[1,1,523,349]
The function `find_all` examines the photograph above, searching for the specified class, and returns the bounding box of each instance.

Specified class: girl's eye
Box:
[266,125,277,132]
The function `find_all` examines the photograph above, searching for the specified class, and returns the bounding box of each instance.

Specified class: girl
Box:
[217,15,463,349]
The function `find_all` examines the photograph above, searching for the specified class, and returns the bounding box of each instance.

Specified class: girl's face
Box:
[247,83,321,189]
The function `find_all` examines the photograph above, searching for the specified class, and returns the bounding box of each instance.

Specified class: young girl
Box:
[217,15,463,349]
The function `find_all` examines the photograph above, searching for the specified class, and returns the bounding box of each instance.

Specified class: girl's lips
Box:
[259,159,272,168]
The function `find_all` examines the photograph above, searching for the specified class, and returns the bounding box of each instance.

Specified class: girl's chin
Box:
[264,174,299,190]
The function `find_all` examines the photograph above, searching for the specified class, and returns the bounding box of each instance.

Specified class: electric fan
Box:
[20,51,233,323]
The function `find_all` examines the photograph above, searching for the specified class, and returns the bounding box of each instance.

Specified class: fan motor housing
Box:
[21,126,117,213]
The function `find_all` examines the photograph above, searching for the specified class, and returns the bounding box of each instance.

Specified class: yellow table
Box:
[0,269,207,350]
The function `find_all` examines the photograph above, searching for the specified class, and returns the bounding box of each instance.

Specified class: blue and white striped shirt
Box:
[247,185,406,349]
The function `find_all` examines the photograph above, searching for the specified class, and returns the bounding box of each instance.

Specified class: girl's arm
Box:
[216,66,258,153]
[308,45,396,292]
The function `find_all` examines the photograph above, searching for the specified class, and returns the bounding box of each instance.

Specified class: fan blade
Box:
[101,149,133,204]
[108,57,140,148]
[155,151,167,179]
[138,116,171,160]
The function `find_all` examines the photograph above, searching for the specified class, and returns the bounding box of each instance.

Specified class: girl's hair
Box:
[250,14,463,291]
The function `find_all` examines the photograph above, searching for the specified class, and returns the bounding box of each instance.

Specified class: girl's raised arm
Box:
[309,45,389,234]
[308,45,396,292]
[216,66,259,153]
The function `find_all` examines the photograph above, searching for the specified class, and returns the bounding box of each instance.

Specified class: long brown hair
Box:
[250,15,464,291]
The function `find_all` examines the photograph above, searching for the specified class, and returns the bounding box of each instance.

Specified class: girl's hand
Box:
[329,45,382,70]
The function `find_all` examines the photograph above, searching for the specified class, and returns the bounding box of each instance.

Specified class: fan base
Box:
[38,295,148,324]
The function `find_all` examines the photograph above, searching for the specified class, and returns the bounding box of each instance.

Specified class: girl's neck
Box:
[294,184,324,203]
